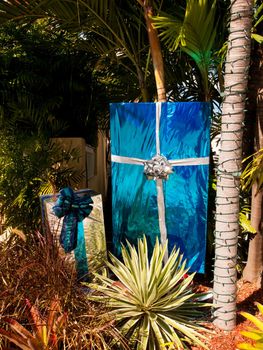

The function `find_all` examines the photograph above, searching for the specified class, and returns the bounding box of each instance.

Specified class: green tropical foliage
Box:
[0,21,103,232]
[241,148,263,192]
[89,237,211,350]
[152,0,218,100]
[0,0,225,103]
[237,302,263,349]
[239,205,257,234]
[0,21,100,145]
[251,1,263,43]
[0,0,154,101]
[0,132,83,232]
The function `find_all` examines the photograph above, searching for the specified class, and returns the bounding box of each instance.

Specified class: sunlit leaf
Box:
[251,33,263,43]
[237,303,263,349]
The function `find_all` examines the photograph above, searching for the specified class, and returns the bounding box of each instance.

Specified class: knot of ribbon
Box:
[53,187,93,253]
[144,155,173,180]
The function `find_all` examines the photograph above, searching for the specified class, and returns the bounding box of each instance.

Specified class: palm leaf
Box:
[237,303,263,349]
[239,211,257,234]
[254,2,263,28]
[251,33,263,43]
[0,0,149,95]
[240,312,263,332]
[152,0,218,99]
[241,148,263,191]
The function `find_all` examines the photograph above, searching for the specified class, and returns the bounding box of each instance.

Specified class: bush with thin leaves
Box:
[0,132,84,232]
[0,232,128,350]
[89,236,211,350]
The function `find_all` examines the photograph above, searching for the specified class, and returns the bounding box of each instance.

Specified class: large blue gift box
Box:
[110,102,210,273]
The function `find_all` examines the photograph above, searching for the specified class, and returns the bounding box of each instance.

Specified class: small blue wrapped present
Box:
[110,102,210,273]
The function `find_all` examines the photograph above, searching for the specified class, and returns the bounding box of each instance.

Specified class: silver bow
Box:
[144,155,173,180]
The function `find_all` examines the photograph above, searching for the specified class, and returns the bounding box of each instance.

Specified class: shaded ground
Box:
[192,279,262,350]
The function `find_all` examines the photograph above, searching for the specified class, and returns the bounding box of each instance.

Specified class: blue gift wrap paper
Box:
[110,102,211,273]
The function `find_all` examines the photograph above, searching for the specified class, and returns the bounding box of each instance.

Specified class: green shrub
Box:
[0,132,83,232]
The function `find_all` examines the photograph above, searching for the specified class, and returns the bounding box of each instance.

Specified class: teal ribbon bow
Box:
[53,187,93,281]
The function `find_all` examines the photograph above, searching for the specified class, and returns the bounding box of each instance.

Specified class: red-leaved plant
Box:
[0,296,67,350]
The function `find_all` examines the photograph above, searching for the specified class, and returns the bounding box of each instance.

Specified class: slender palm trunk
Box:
[243,45,263,286]
[243,185,263,285]
[142,1,166,102]
[213,0,252,331]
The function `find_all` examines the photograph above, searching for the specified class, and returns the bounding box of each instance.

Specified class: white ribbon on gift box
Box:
[111,102,209,262]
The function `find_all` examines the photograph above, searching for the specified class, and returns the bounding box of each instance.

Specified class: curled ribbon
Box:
[143,155,173,180]
[53,187,93,253]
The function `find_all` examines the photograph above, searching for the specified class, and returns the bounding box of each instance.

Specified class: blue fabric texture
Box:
[110,102,211,273]
[52,187,93,280]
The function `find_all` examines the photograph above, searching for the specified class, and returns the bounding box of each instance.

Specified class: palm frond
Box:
[241,148,263,191]
[0,0,149,92]
[152,0,218,99]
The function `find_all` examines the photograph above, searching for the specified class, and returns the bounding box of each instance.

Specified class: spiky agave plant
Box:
[88,236,211,350]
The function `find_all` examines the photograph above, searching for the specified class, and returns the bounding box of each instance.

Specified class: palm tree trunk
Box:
[141,1,166,102]
[213,0,252,331]
[243,185,263,285]
[243,45,263,286]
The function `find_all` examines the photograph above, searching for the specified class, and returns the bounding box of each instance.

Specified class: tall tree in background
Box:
[0,0,224,104]
[242,43,263,286]
[213,0,253,330]
[0,21,99,143]
[0,21,100,231]
[240,3,263,287]
[138,0,166,101]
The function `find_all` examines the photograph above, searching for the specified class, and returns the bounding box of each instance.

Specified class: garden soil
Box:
[191,279,263,350]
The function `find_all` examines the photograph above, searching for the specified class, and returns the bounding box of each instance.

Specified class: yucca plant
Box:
[88,236,211,350]
[237,302,263,349]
